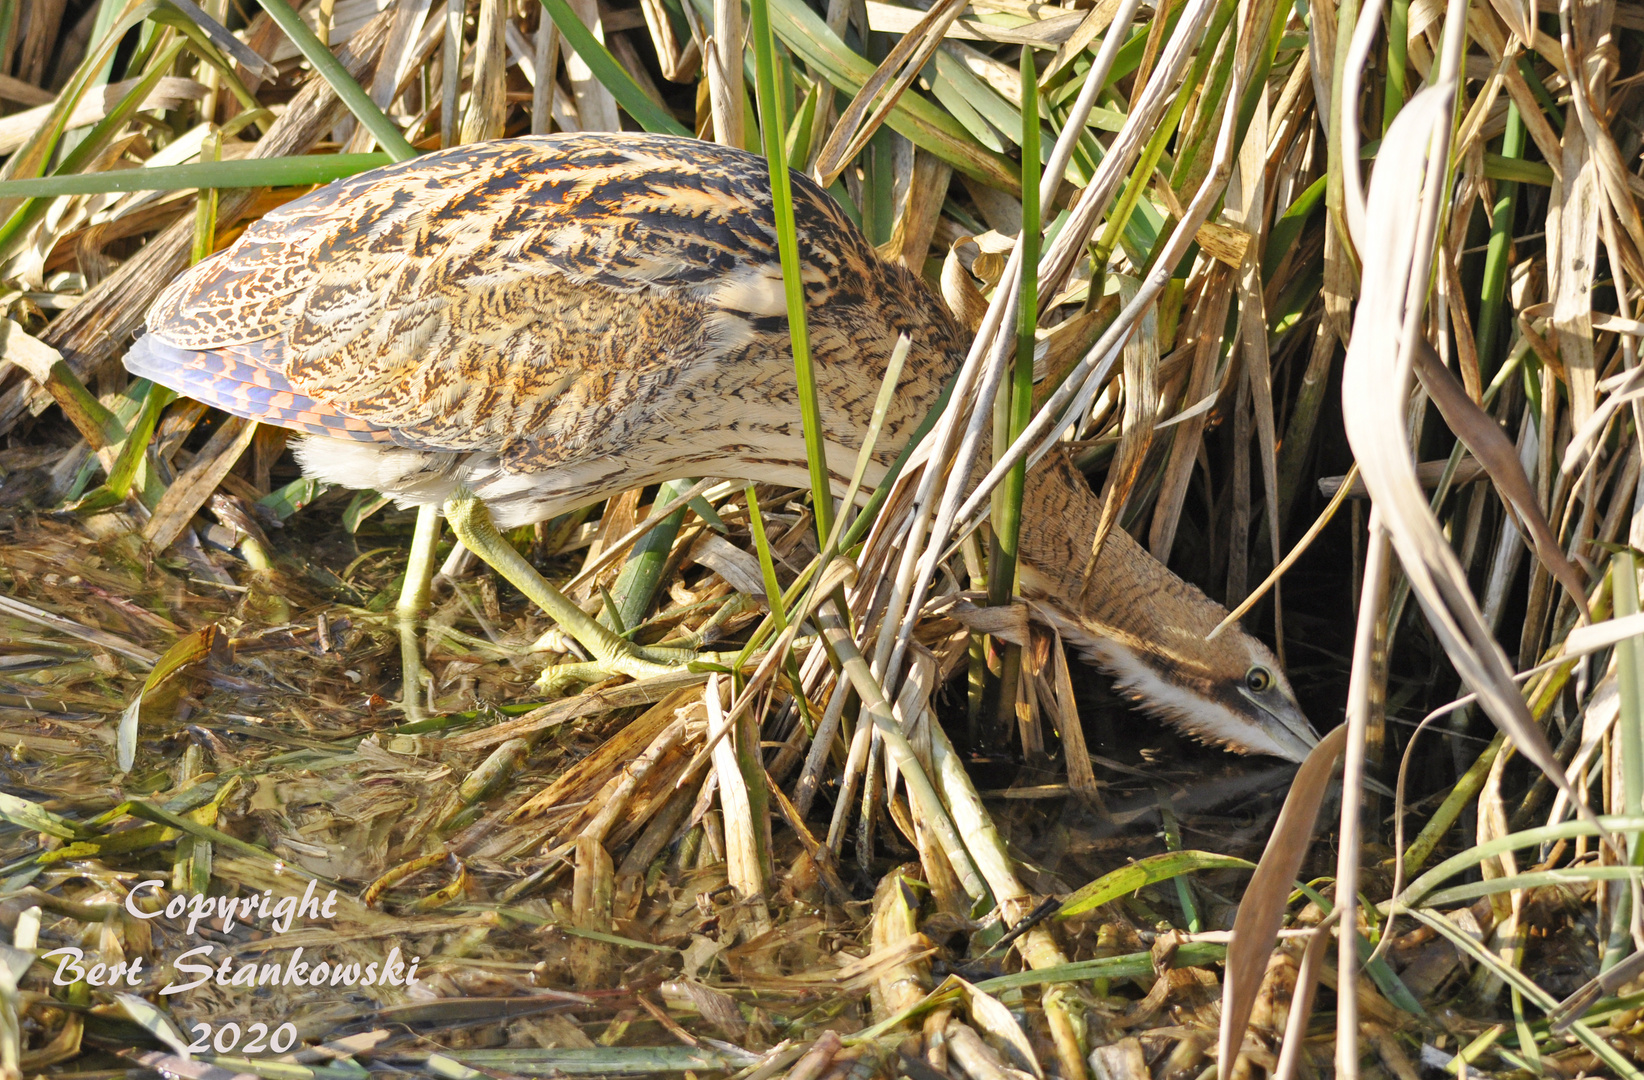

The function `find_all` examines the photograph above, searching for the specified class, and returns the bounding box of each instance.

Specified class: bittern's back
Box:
[128,133,965,518]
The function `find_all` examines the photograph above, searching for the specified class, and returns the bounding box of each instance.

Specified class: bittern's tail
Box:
[125,334,394,444]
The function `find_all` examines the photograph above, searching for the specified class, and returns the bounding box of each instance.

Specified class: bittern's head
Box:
[1091,624,1319,763]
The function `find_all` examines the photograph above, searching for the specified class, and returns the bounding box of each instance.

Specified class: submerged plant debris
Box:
[0,0,1641,1076]
[0,501,1309,1072]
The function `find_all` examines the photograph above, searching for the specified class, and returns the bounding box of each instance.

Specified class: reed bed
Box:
[0,0,1640,1076]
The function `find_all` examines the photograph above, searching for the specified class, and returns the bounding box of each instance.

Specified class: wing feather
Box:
[124,335,396,443]
[129,132,962,468]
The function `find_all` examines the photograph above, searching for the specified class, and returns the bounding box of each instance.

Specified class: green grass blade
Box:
[68,382,175,513]
[974,942,1229,991]
[1482,152,1553,186]
[0,791,85,839]
[748,0,830,542]
[259,477,328,521]
[744,486,790,634]
[1476,105,1526,375]
[1382,0,1409,130]
[537,0,690,136]
[0,154,396,197]
[1421,866,1644,908]
[1398,815,1644,907]
[1262,173,1325,278]
[256,0,417,161]
[1058,851,1254,918]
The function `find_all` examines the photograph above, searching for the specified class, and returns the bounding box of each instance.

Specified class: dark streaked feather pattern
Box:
[126,132,1320,760]
[136,134,962,492]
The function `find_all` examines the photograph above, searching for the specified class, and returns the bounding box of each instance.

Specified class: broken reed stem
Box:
[531,19,558,135]
[440,0,462,148]
[562,711,694,984]
[793,664,852,818]
[870,866,932,1024]
[708,0,744,146]
[816,604,986,901]
[585,719,687,845]
[826,685,873,854]
[927,717,1086,1080]
[706,675,772,915]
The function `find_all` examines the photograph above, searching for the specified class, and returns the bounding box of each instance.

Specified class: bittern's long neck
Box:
[1010,450,1318,761]
[1015,452,1232,647]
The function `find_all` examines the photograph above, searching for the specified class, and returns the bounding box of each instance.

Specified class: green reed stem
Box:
[602,478,696,635]
[1610,555,1644,979]
[1383,0,1409,131]
[745,486,790,634]
[1475,104,1524,378]
[749,0,832,543]
[988,48,1041,609]
[257,0,417,162]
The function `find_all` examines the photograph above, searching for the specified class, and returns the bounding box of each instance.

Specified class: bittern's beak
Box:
[1238,686,1321,764]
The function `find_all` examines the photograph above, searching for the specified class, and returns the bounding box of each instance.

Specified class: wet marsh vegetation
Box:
[0,0,1641,1076]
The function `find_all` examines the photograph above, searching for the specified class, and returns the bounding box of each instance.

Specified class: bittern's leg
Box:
[398,504,444,620]
[443,489,711,686]
[395,505,444,719]
[397,618,428,721]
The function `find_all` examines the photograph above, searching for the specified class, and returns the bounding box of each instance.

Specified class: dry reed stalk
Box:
[868,865,932,1030]
[926,718,1083,1080]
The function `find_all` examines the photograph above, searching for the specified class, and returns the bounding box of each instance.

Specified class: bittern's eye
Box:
[1245,666,1272,693]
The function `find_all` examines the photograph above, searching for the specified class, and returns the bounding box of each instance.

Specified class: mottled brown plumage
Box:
[1020,451,1316,761]
[126,132,1317,761]
[130,134,958,527]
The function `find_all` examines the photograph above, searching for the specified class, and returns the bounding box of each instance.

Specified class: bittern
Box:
[125,133,1319,763]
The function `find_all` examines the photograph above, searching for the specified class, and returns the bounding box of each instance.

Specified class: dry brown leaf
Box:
[1217,723,1347,1079]
[143,416,257,550]
[954,976,1042,1078]
[1409,339,1590,622]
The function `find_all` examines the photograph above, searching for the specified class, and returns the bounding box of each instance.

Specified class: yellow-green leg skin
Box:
[396,504,444,719]
[397,616,427,721]
[442,490,730,691]
[398,503,444,619]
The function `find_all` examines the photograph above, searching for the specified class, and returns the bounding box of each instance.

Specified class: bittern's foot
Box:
[442,490,739,695]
